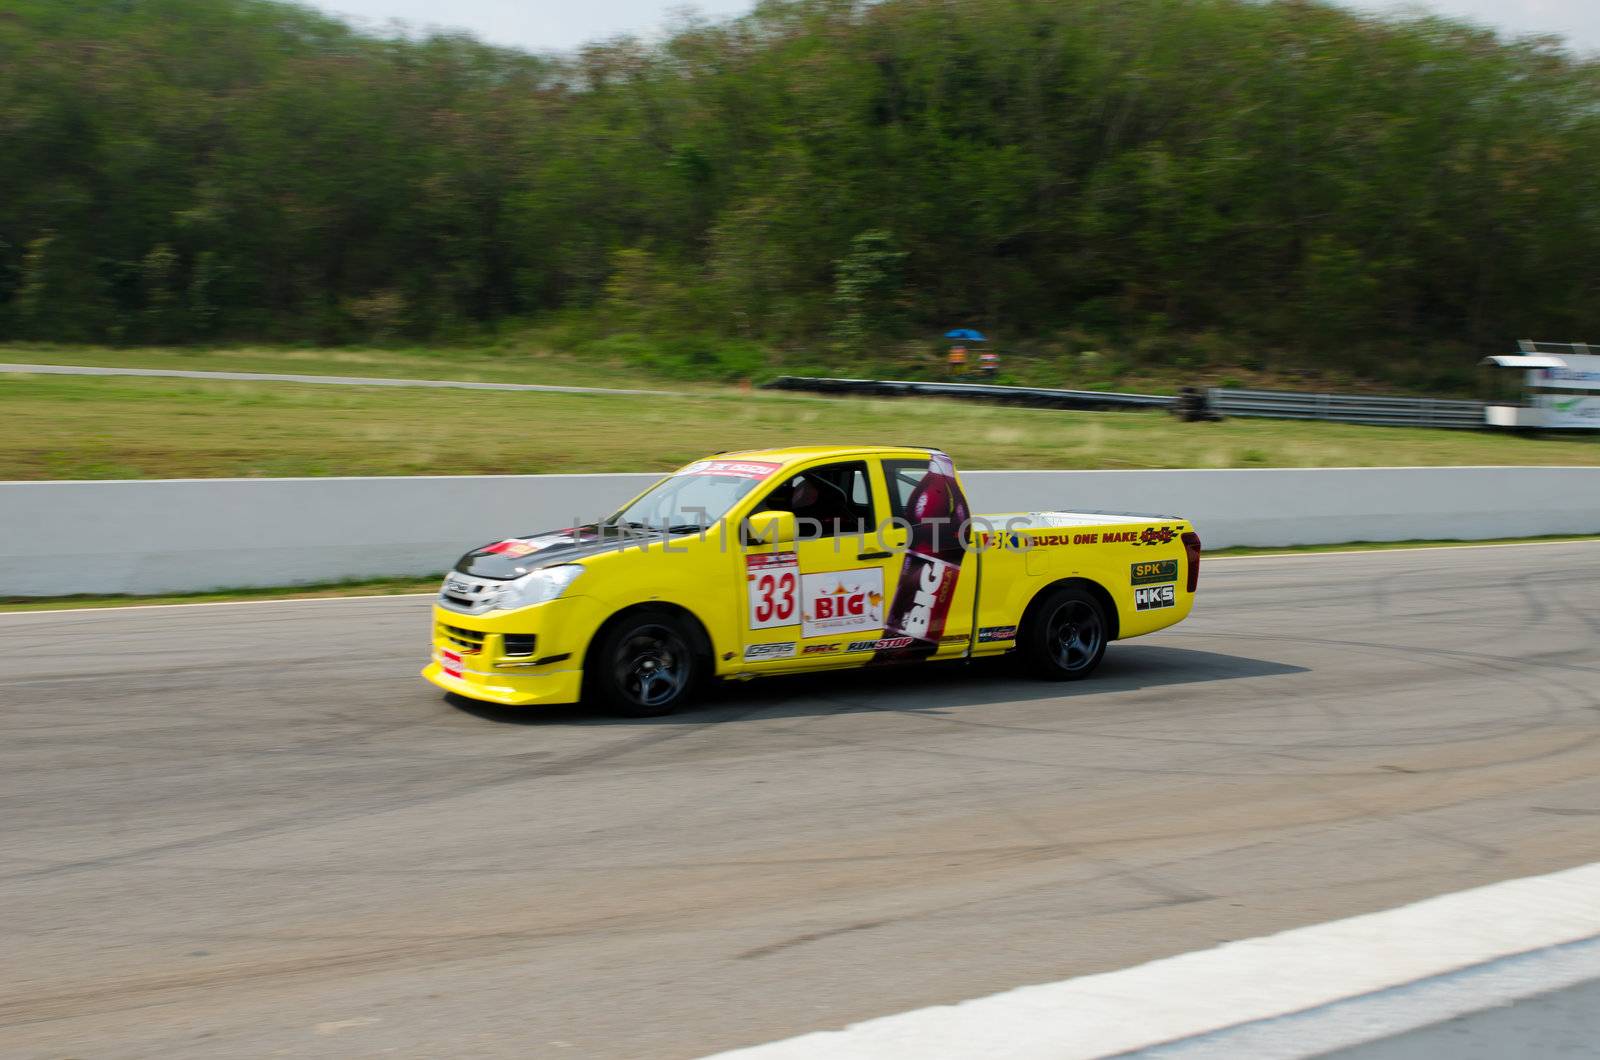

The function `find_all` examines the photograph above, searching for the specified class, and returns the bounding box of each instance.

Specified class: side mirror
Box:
[744,510,797,547]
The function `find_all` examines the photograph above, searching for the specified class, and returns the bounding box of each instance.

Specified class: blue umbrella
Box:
[944,328,987,342]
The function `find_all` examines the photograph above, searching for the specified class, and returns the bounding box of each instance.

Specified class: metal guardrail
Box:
[763,376,1173,411]
[763,376,1487,428]
[1207,388,1486,429]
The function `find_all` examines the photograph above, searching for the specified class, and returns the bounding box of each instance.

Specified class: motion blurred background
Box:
[2,0,1597,392]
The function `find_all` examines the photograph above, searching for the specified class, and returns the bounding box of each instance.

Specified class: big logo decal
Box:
[800,568,885,637]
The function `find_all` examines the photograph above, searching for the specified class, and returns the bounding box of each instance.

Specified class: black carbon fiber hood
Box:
[453,525,665,579]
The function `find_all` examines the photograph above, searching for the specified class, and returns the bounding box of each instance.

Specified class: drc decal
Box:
[1131,559,1179,586]
[1134,584,1177,611]
[801,568,884,637]
[977,625,1018,643]
[802,643,842,655]
[744,641,797,661]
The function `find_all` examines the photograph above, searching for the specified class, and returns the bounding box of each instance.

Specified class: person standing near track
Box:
[947,344,968,376]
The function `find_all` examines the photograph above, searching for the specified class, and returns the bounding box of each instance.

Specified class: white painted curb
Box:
[702,862,1600,1060]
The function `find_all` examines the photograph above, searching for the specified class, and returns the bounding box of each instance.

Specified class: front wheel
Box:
[588,610,701,717]
[1020,586,1108,681]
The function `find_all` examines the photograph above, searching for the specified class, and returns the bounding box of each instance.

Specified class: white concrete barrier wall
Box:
[2,467,1598,597]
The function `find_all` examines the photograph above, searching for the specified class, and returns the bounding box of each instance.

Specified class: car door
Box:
[738,459,902,671]
[879,455,977,659]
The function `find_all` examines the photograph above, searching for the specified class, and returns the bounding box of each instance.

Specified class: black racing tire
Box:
[587,609,701,717]
[1020,585,1108,681]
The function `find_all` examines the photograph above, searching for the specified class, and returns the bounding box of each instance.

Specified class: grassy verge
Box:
[0,340,713,392]
[6,535,1596,613]
[0,575,444,613]
[0,339,1435,397]
[1206,533,1600,558]
[2,372,1596,480]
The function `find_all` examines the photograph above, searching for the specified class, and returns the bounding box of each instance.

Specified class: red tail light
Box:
[1181,531,1202,592]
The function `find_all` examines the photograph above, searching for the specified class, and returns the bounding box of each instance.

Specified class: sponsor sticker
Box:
[746,552,800,630]
[882,554,958,643]
[485,539,543,558]
[801,567,885,637]
[977,625,1018,643]
[1021,512,1091,528]
[803,643,842,655]
[743,642,797,661]
[1138,526,1178,547]
[441,649,464,678]
[848,637,914,652]
[1134,584,1176,611]
[1131,559,1179,586]
[677,459,782,480]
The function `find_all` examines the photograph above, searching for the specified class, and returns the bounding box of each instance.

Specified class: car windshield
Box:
[605,472,767,533]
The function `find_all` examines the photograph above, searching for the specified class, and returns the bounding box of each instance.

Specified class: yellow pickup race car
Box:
[423,445,1200,715]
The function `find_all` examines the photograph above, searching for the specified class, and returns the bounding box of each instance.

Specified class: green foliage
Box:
[1,0,1598,379]
[832,230,909,352]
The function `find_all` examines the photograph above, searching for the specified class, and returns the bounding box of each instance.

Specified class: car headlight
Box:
[490,564,584,611]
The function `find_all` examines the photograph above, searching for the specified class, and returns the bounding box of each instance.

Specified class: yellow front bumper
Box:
[421,659,584,707]
[422,597,597,707]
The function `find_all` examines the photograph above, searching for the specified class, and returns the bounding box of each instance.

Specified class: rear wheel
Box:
[1020,586,1108,680]
[589,610,700,717]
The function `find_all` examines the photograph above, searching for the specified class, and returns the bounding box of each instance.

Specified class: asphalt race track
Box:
[4,542,1599,1058]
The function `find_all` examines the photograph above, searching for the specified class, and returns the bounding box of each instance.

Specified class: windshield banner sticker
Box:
[677,459,782,479]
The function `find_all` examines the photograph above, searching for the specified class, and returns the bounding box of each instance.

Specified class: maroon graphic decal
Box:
[874,451,970,665]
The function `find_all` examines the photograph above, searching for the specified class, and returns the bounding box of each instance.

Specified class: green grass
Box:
[0,338,1470,397]
[6,536,1595,612]
[0,574,444,612]
[2,371,1597,480]
[0,340,712,392]
[1206,533,1600,557]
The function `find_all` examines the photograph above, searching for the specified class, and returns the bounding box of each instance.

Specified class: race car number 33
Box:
[747,552,799,630]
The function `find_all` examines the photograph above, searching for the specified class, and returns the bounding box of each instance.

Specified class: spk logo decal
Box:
[1130,560,1178,586]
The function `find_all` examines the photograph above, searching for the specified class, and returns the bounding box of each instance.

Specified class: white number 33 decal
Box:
[747,555,800,630]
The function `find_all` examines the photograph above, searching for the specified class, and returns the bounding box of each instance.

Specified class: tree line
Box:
[2,0,1597,377]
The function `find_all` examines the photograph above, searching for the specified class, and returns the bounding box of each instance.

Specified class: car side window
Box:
[882,459,933,522]
[751,461,874,539]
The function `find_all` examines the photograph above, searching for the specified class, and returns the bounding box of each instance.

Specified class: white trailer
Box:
[1481,341,1600,429]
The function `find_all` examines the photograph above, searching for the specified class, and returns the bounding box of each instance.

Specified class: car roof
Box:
[709,444,937,469]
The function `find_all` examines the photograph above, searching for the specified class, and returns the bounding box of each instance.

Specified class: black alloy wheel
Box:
[1021,586,1109,680]
[592,611,700,717]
